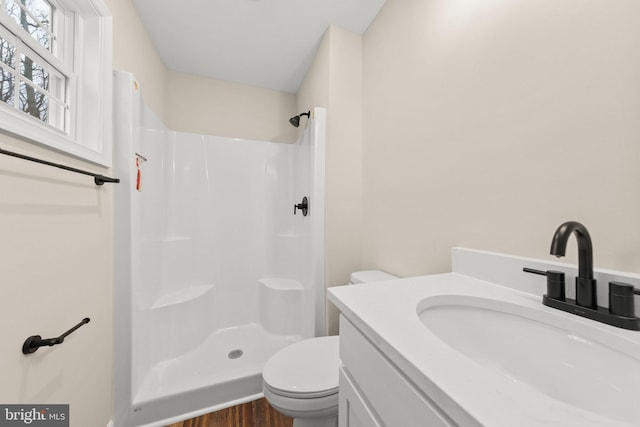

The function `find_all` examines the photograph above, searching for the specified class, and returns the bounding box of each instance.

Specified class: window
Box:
[0,0,112,166]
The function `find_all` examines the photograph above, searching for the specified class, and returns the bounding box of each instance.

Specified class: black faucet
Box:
[550,221,597,308]
[523,221,640,330]
[293,196,309,216]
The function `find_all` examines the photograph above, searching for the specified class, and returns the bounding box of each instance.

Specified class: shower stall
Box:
[113,72,326,427]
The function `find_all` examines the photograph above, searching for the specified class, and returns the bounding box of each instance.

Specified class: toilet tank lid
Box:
[350,270,398,284]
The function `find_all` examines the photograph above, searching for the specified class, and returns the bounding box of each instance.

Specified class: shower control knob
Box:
[294,197,309,216]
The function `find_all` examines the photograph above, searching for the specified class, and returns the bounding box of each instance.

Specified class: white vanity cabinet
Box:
[338,315,455,427]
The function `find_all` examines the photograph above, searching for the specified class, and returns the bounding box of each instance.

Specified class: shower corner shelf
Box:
[149,283,216,310]
[143,234,192,243]
[258,278,304,291]
[276,232,300,238]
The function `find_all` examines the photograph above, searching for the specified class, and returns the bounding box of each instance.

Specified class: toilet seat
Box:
[262,336,340,399]
[264,381,337,399]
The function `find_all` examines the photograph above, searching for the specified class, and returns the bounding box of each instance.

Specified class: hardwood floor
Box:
[165,398,293,427]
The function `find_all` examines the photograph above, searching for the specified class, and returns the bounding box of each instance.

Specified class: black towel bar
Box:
[0,147,120,186]
[22,318,91,354]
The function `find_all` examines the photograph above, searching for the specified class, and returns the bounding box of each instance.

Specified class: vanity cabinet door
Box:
[339,367,383,427]
[340,316,455,427]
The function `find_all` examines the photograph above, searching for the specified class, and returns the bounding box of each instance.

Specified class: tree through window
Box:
[6,0,53,51]
[0,0,66,130]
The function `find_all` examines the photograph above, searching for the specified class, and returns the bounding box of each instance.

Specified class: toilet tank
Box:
[349,270,398,285]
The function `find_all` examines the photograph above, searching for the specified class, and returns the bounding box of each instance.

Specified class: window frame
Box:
[0,0,112,166]
[0,22,73,133]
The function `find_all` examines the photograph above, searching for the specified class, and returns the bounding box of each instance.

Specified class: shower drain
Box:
[228,349,243,359]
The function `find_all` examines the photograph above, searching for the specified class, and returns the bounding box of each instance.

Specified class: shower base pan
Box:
[131,323,297,427]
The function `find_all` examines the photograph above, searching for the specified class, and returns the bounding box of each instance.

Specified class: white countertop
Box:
[328,272,640,427]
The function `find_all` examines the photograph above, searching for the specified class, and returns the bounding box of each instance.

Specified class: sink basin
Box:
[418,295,640,426]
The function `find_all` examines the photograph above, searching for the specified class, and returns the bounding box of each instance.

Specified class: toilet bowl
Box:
[262,270,398,427]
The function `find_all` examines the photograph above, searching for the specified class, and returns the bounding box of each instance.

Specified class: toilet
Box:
[262,270,399,427]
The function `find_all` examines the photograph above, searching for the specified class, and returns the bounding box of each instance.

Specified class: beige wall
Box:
[106,0,168,122]
[0,1,155,426]
[297,26,363,334]
[362,0,640,277]
[0,139,114,427]
[297,30,331,112]
[166,70,298,143]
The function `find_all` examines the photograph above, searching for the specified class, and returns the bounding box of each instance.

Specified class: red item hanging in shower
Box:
[136,157,142,192]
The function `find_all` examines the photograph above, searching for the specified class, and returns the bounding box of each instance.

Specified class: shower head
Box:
[289,116,301,127]
[289,111,310,128]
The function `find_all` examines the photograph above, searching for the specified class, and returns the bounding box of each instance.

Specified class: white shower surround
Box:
[113,71,326,427]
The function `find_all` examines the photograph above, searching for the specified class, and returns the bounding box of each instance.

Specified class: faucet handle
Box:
[293,196,309,216]
[609,282,640,318]
[523,267,566,301]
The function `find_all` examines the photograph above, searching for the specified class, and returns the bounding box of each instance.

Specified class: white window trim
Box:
[0,0,113,166]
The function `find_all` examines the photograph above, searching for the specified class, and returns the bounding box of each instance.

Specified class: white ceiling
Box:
[131,0,386,94]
